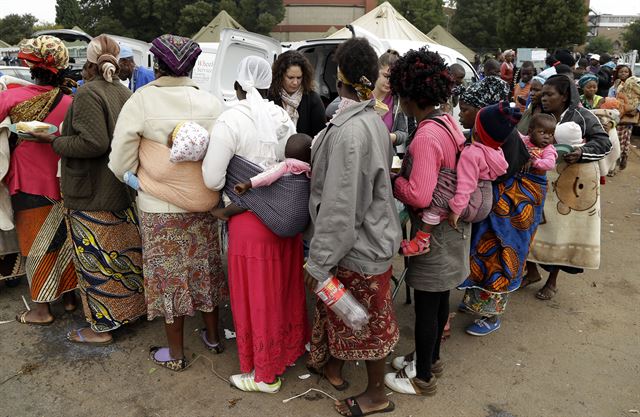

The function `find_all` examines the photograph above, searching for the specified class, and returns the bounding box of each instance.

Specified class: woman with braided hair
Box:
[386,47,470,396]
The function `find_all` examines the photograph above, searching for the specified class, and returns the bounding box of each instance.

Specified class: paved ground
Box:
[1,142,639,417]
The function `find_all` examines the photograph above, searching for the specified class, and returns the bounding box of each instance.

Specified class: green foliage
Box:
[450,0,500,50]
[177,1,216,37]
[497,0,587,49]
[33,22,65,32]
[387,0,446,34]
[56,0,82,28]
[586,36,614,54]
[0,14,38,45]
[622,20,640,52]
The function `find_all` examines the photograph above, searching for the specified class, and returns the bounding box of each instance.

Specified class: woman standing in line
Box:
[110,34,226,370]
[52,35,146,344]
[610,64,639,170]
[1,36,77,325]
[268,50,326,137]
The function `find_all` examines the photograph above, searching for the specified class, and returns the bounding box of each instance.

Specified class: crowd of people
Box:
[0,32,624,416]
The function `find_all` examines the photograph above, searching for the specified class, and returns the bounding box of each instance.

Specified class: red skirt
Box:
[227,211,309,383]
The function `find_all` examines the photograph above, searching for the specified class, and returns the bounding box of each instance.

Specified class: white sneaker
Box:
[384,368,437,396]
[391,352,416,371]
[229,371,281,393]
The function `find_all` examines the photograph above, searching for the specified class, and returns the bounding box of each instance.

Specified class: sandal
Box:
[520,274,542,289]
[15,310,54,326]
[400,231,431,257]
[336,397,395,417]
[149,346,187,372]
[67,328,113,346]
[535,285,557,301]
[199,328,224,354]
[307,365,350,391]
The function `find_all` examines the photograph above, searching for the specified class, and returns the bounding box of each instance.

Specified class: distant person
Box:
[588,54,600,74]
[442,63,466,114]
[483,59,501,78]
[610,64,639,171]
[513,61,535,112]
[578,73,603,109]
[500,49,515,85]
[473,54,481,72]
[118,43,154,92]
[574,58,588,79]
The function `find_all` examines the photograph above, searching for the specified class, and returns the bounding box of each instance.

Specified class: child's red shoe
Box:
[401,230,431,257]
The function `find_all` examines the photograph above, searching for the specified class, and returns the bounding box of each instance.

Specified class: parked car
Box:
[0,66,32,82]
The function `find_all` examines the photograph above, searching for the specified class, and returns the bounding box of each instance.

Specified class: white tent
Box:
[192,10,245,43]
[327,1,435,43]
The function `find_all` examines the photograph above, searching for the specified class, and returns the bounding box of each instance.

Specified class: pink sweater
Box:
[448,142,508,215]
[522,135,557,171]
[394,114,466,209]
[250,158,311,188]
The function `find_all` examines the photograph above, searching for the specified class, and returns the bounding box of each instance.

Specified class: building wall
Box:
[594,15,638,52]
[271,0,376,42]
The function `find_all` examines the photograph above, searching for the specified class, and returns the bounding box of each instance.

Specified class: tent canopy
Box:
[0,40,11,48]
[193,10,245,42]
[327,1,435,43]
[427,25,475,61]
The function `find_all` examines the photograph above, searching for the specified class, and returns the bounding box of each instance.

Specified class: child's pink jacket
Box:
[250,158,311,188]
[522,135,558,171]
[448,142,508,215]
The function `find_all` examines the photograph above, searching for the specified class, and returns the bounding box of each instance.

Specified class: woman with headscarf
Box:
[47,34,145,344]
[457,78,542,336]
[525,74,611,301]
[268,50,326,137]
[110,35,225,370]
[304,38,401,415]
[609,64,639,170]
[517,75,546,134]
[579,73,603,109]
[0,35,77,325]
[202,56,304,392]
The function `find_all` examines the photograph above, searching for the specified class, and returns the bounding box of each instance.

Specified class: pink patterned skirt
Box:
[227,211,309,383]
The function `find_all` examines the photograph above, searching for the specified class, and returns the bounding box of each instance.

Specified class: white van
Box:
[202,26,478,109]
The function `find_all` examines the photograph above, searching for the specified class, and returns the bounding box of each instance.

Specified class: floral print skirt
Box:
[139,211,227,323]
[308,266,399,369]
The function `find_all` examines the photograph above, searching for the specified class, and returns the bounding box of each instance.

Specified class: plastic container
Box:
[315,276,369,330]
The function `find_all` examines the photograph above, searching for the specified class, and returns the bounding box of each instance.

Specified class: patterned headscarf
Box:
[18,35,69,74]
[578,73,598,89]
[459,76,510,109]
[150,34,201,77]
[337,67,388,115]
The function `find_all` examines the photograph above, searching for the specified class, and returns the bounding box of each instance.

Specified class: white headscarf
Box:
[236,56,277,145]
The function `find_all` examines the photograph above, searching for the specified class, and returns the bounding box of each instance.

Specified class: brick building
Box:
[271,0,378,41]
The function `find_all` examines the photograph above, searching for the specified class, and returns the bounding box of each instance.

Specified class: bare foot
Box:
[67,327,113,344]
[335,394,393,416]
[62,291,77,312]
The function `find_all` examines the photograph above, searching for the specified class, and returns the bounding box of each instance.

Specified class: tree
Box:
[387,0,445,34]
[33,22,65,32]
[586,36,614,54]
[56,0,82,28]
[223,0,285,35]
[177,1,216,37]
[497,0,587,49]
[450,0,500,51]
[0,14,38,45]
[622,20,640,52]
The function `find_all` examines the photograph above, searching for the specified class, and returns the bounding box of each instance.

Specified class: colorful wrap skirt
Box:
[139,211,227,324]
[459,172,547,316]
[308,266,399,368]
[66,208,146,332]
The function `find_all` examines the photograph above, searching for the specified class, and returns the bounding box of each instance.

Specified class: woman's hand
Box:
[234,182,251,195]
[564,148,582,164]
[521,160,533,173]
[390,133,397,144]
[448,212,460,230]
[27,131,55,143]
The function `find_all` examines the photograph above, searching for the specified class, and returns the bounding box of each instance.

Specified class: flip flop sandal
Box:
[199,328,224,354]
[67,329,114,346]
[535,286,557,301]
[338,397,395,417]
[149,346,187,372]
[306,365,350,391]
[15,310,54,326]
[520,275,542,288]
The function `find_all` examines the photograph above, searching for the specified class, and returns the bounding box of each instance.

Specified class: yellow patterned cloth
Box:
[66,208,146,333]
[18,35,69,74]
[337,68,389,115]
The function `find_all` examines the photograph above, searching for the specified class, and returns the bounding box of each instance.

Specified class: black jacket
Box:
[270,90,326,137]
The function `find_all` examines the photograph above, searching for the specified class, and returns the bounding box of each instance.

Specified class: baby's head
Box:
[169,121,210,163]
[528,114,556,148]
[554,121,583,147]
[285,133,312,163]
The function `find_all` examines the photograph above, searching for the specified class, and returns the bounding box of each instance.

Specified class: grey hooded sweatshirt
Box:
[306,100,402,282]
